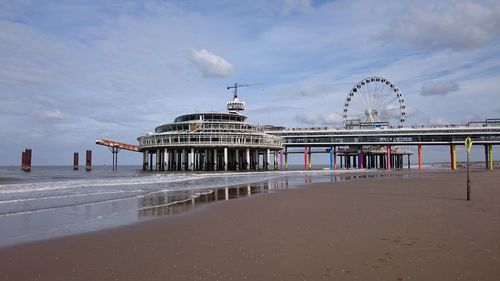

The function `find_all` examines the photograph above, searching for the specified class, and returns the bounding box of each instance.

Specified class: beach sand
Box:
[1,169,499,281]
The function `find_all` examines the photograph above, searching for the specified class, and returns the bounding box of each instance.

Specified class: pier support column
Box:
[172,150,177,171]
[307,146,312,170]
[224,147,228,171]
[180,149,186,171]
[334,147,337,171]
[155,149,160,171]
[190,148,195,171]
[304,147,308,170]
[418,144,422,170]
[164,150,168,171]
[142,151,148,171]
[285,147,288,170]
[358,146,363,169]
[387,145,391,170]
[280,149,284,170]
[213,149,218,171]
[255,150,259,170]
[489,145,494,170]
[276,150,279,169]
[450,144,457,170]
[407,155,411,169]
[329,147,334,170]
[203,149,208,171]
[166,150,171,171]
[266,149,270,170]
[235,149,240,171]
[245,148,249,170]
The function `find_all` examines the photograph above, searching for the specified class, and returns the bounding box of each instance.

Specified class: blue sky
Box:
[1,0,500,165]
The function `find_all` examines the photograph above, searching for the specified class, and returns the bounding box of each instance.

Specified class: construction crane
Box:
[226,83,258,113]
[227,83,250,99]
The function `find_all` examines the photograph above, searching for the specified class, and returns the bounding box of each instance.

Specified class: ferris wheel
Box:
[342,77,406,128]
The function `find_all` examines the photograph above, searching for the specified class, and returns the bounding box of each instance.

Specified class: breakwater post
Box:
[85,150,92,171]
[21,148,32,172]
[73,152,79,170]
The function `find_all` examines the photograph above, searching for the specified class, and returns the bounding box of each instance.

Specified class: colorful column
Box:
[358,146,363,169]
[304,146,309,170]
[484,145,489,170]
[450,144,456,170]
[418,144,422,170]
[284,147,288,170]
[334,147,337,170]
[387,145,391,170]
[329,147,334,170]
[280,149,284,170]
[489,144,493,170]
[308,147,312,170]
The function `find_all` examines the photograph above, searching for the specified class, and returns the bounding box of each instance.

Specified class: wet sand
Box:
[1,170,499,281]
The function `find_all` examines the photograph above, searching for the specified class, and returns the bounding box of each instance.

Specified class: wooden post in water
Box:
[85,150,92,172]
[21,149,32,172]
[73,152,79,170]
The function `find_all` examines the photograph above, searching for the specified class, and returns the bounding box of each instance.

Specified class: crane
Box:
[227,83,250,99]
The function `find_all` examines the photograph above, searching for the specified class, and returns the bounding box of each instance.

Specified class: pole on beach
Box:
[465,137,473,201]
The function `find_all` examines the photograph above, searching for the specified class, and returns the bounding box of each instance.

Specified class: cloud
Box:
[189,49,234,77]
[380,1,500,51]
[420,81,459,96]
[280,0,314,15]
[41,109,64,119]
[295,112,342,126]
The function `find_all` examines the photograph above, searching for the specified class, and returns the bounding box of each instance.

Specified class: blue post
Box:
[357,146,361,169]
[329,147,334,170]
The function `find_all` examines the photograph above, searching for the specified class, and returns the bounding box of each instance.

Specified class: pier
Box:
[97,79,500,172]
[266,122,500,171]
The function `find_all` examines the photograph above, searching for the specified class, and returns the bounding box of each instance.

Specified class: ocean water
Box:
[0,165,377,248]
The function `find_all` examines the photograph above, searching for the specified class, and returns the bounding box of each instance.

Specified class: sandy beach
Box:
[1,169,499,281]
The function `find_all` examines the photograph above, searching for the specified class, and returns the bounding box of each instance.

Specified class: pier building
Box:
[137,84,282,171]
[96,79,499,172]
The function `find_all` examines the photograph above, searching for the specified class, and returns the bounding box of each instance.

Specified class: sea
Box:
[0,165,381,248]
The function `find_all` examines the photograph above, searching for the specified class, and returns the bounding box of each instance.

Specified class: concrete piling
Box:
[21,148,32,172]
[73,152,79,170]
[85,150,92,171]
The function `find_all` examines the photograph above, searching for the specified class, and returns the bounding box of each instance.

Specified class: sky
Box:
[1,0,500,165]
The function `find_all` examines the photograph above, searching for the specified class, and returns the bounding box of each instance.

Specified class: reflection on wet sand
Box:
[138,171,400,217]
[138,177,290,217]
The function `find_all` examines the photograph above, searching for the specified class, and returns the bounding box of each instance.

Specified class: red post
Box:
[304,146,308,170]
[359,149,364,169]
[73,152,79,170]
[387,145,391,170]
[22,149,32,172]
[86,150,92,171]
